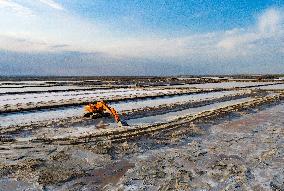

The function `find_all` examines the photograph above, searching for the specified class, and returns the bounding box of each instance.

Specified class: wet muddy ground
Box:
[115,103,284,191]
[0,77,283,191]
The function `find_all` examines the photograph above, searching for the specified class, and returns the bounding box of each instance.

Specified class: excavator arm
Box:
[84,101,127,127]
[96,101,121,123]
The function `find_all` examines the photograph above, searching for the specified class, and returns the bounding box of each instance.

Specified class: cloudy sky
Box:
[0,0,283,76]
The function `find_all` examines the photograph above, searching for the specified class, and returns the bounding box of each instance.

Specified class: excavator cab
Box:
[84,101,128,127]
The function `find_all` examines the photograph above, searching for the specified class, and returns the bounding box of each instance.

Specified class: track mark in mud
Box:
[43,160,135,190]
[84,160,134,187]
[213,112,271,134]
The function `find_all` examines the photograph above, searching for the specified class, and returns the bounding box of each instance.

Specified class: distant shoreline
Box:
[0,74,284,81]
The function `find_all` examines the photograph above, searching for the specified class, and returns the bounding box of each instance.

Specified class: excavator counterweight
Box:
[84,101,128,127]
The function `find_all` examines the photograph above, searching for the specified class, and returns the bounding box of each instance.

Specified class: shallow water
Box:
[0,85,94,94]
[127,97,252,125]
[253,83,284,90]
[171,82,277,89]
[0,88,177,106]
[0,107,83,127]
[111,90,240,111]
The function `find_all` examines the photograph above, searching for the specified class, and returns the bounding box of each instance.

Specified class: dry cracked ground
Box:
[0,102,283,191]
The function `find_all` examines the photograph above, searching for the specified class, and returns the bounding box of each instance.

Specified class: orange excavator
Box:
[84,100,128,127]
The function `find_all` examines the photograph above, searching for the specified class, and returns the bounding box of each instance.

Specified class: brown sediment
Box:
[213,112,271,133]
[76,160,134,188]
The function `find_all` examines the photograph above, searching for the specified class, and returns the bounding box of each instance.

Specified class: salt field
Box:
[0,76,283,190]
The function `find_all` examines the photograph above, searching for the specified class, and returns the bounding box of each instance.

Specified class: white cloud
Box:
[258,8,282,33]
[0,0,34,16]
[0,5,283,66]
[38,0,64,10]
[0,5,282,75]
[216,8,283,55]
[0,35,70,52]
[93,8,283,61]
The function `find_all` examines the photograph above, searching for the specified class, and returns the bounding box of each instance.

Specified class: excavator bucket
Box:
[117,120,129,127]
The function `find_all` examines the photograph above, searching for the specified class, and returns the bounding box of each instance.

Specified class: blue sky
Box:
[0,0,283,75]
[60,0,281,33]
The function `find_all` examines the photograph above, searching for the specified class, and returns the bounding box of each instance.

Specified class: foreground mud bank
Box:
[115,103,284,190]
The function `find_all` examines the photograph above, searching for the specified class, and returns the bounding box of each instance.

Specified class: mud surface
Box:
[112,103,284,190]
[0,77,283,191]
[0,101,283,190]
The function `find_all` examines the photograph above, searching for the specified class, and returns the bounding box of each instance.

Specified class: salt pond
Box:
[0,90,245,127]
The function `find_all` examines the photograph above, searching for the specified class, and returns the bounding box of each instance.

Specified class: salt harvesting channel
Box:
[0,76,283,190]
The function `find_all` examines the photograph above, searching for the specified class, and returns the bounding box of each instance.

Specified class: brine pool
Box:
[127,97,252,125]
[253,83,284,90]
[169,82,278,89]
[0,88,181,106]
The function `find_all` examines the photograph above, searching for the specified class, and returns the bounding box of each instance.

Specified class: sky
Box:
[0,0,283,76]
